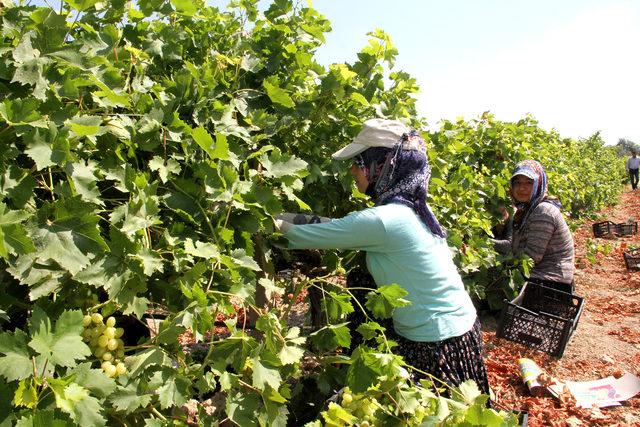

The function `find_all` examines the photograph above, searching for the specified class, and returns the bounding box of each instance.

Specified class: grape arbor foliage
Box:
[0,0,624,425]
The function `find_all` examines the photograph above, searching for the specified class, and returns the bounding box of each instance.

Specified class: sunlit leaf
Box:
[263,77,295,108]
[65,0,100,11]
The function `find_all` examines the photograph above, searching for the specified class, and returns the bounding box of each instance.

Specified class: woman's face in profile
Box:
[511,175,534,203]
[350,164,369,193]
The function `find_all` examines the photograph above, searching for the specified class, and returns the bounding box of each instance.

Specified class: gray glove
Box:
[275,213,332,233]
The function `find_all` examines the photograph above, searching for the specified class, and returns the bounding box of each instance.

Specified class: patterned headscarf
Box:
[510,159,561,229]
[353,130,446,238]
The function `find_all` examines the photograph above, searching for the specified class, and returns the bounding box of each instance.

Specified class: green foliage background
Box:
[0,0,625,425]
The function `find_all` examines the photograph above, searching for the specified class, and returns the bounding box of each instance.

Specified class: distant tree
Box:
[616,138,640,156]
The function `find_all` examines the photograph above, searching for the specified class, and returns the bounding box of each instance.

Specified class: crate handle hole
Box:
[517,333,543,346]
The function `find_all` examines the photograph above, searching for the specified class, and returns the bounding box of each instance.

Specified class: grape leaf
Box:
[227,391,261,427]
[14,410,69,427]
[345,348,380,393]
[350,92,369,106]
[149,369,190,409]
[258,277,284,301]
[11,33,50,100]
[30,197,108,275]
[278,343,304,365]
[260,150,307,179]
[451,380,483,405]
[5,253,66,300]
[355,321,384,341]
[28,308,91,368]
[212,133,230,161]
[136,108,163,134]
[171,0,197,16]
[64,0,100,11]
[183,238,220,259]
[65,161,104,206]
[0,98,47,128]
[13,379,38,409]
[347,347,407,393]
[109,382,152,413]
[195,371,217,395]
[281,184,311,210]
[240,54,262,72]
[435,396,451,421]
[66,115,105,141]
[263,77,294,108]
[0,378,17,425]
[0,203,35,259]
[122,296,150,319]
[192,127,229,160]
[0,165,37,208]
[113,196,162,236]
[0,329,34,381]
[251,355,282,391]
[133,248,164,276]
[48,378,105,427]
[310,323,351,352]
[208,336,256,372]
[23,129,55,170]
[153,319,185,345]
[126,347,172,377]
[69,362,117,399]
[91,84,131,109]
[463,402,508,427]
[261,397,289,427]
[396,389,421,414]
[228,248,260,271]
[322,291,354,321]
[365,284,410,319]
[48,378,87,413]
[24,126,72,170]
[148,156,181,183]
[321,402,357,426]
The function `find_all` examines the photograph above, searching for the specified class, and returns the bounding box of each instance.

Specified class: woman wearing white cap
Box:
[276,118,489,394]
[492,160,574,292]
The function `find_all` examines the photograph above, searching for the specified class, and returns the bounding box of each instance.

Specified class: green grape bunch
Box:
[339,387,379,425]
[82,313,127,378]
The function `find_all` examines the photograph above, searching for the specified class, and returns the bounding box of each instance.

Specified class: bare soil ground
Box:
[482,189,640,427]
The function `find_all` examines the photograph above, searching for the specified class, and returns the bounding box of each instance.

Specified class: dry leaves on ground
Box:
[484,189,640,427]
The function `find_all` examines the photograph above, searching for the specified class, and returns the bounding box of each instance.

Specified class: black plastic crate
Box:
[615,222,638,236]
[592,221,615,237]
[496,283,584,358]
[623,248,640,271]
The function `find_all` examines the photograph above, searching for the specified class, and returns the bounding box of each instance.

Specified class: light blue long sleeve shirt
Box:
[283,204,477,342]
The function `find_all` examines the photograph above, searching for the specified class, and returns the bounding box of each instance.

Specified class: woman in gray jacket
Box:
[492,160,575,293]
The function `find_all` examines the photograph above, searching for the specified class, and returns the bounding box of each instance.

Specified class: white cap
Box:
[331,118,410,160]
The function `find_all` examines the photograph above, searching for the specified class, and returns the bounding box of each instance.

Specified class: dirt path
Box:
[483,189,640,426]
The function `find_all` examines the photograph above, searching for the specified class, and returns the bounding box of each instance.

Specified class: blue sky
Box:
[309,0,640,145]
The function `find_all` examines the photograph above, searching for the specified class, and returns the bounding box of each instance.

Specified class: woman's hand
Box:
[498,205,510,221]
